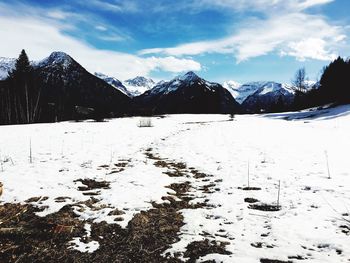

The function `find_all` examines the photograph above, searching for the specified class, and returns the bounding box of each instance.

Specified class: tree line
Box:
[0,49,122,125]
[0,50,42,125]
[290,57,350,111]
[1,50,350,125]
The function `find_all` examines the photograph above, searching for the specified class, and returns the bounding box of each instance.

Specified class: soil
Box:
[249,203,281,212]
[0,148,231,262]
[244,197,259,203]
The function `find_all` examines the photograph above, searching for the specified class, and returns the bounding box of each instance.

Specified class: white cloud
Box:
[95,25,108,31]
[193,0,334,12]
[0,12,200,80]
[140,10,346,62]
[47,10,69,20]
[82,0,139,13]
[281,38,339,61]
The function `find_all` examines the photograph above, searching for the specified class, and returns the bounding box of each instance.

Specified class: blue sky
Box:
[0,0,349,84]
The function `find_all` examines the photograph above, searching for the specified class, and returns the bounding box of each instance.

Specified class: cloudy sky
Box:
[0,0,349,83]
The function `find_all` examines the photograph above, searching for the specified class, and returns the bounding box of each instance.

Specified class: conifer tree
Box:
[0,49,42,124]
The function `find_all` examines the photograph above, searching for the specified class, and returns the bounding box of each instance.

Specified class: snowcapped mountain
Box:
[134,71,241,114]
[241,82,295,112]
[0,52,74,80]
[124,76,155,96]
[224,81,256,104]
[35,51,74,70]
[304,80,320,90]
[223,81,295,105]
[35,51,131,120]
[0,57,16,80]
[94,72,132,97]
[148,71,219,96]
[95,74,155,97]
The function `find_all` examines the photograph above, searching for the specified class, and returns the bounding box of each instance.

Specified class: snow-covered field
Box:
[1,105,350,262]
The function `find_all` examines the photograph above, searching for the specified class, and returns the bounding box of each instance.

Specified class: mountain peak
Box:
[94,72,108,79]
[48,51,71,61]
[131,76,148,81]
[125,76,155,86]
[0,57,16,80]
[37,51,73,68]
[179,71,200,81]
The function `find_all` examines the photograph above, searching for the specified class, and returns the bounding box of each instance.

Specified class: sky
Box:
[0,0,349,84]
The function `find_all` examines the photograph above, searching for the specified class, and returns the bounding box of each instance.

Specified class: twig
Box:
[29,138,32,164]
[325,151,331,179]
[277,180,281,208]
[247,160,250,188]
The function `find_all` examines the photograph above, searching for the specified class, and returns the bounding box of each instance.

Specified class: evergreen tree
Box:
[319,56,350,104]
[0,49,42,124]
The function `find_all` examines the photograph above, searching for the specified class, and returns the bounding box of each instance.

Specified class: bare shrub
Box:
[137,118,153,128]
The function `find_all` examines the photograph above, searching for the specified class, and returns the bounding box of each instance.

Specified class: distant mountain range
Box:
[1,52,131,122]
[0,57,16,80]
[94,73,155,97]
[0,51,319,122]
[133,71,241,114]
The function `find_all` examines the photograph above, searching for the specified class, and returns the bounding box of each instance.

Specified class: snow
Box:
[0,117,184,226]
[0,52,74,81]
[148,71,219,96]
[95,72,132,97]
[95,74,155,97]
[155,109,350,262]
[223,81,295,104]
[36,51,73,69]
[124,76,155,96]
[69,223,100,253]
[0,57,16,80]
[1,106,350,261]
[69,238,100,253]
[258,82,280,95]
[178,71,199,82]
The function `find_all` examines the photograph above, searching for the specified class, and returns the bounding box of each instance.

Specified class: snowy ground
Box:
[1,106,350,262]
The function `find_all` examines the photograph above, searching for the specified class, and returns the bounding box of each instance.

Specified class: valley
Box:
[0,106,349,262]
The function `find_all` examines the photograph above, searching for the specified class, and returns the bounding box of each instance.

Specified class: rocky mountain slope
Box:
[134,71,241,114]
[35,52,131,121]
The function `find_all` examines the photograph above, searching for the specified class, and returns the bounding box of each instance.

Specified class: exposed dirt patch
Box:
[0,148,230,262]
[240,186,262,191]
[0,203,85,263]
[199,183,217,194]
[251,242,275,249]
[260,259,293,263]
[164,170,184,177]
[192,170,208,179]
[249,203,281,212]
[183,239,232,263]
[340,224,350,235]
[55,196,72,203]
[154,160,169,168]
[244,197,259,203]
[75,179,110,191]
[288,255,307,260]
[25,196,49,203]
[97,159,131,174]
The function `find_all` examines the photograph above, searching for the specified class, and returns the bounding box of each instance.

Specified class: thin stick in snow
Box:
[29,139,32,164]
[61,140,64,157]
[247,160,250,188]
[106,150,114,177]
[277,180,281,208]
[0,152,2,172]
[325,151,331,179]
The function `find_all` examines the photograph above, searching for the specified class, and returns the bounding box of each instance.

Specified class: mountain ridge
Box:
[133,71,241,114]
